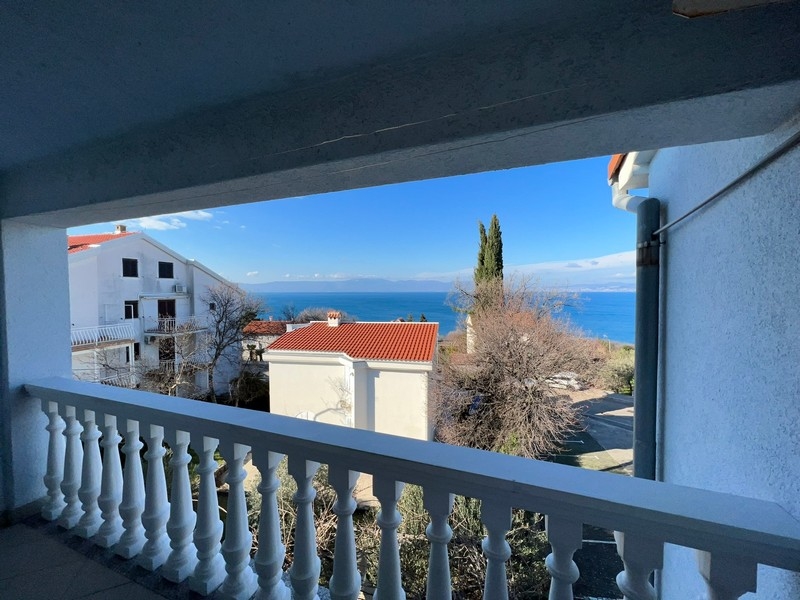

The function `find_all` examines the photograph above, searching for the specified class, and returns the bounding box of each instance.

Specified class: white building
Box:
[2,5,800,599]
[68,226,237,395]
[267,314,438,441]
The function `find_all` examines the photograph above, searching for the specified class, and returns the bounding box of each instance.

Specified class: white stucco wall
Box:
[648,120,800,598]
[268,353,433,440]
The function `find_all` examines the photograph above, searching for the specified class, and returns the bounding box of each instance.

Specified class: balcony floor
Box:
[0,519,177,599]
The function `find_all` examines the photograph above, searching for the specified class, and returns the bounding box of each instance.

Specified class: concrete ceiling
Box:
[2,1,800,225]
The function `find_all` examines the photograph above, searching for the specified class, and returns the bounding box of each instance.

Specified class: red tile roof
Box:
[244,320,289,336]
[268,322,439,362]
[67,232,136,254]
[608,153,627,180]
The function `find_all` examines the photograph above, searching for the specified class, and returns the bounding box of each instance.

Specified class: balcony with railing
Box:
[70,324,136,348]
[144,316,207,336]
[22,378,800,600]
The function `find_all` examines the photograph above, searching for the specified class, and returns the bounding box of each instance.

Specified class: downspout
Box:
[633,198,660,481]
[609,151,660,481]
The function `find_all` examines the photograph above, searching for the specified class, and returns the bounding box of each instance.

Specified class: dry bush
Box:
[435,278,595,459]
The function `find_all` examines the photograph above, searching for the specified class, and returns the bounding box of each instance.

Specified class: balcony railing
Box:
[71,324,135,347]
[144,316,206,335]
[26,378,800,599]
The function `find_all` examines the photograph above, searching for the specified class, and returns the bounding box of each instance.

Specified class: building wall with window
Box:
[68,231,237,394]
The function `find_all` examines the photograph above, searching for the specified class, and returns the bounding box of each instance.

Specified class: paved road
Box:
[567,390,634,475]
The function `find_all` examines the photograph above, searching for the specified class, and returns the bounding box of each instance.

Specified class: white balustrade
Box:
[614,531,662,600]
[481,499,512,600]
[423,488,454,600]
[71,323,135,346]
[288,455,322,600]
[138,424,171,570]
[328,465,361,600]
[115,419,146,558]
[253,450,291,600]
[218,442,258,600]
[94,413,123,547]
[545,515,582,600]
[58,404,83,529]
[27,379,800,600]
[42,400,66,520]
[373,477,405,600]
[697,551,757,600]
[189,435,226,595]
[162,429,198,582]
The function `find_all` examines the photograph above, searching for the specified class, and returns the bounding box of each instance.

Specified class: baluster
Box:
[328,465,361,600]
[697,550,757,600]
[94,413,123,547]
[480,498,512,600]
[545,516,582,600]
[423,488,454,600]
[614,531,662,600]
[138,424,170,570]
[373,477,405,600]
[252,450,290,600]
[42,400,66,520]
[288,455,322,600]
[189,436,226,595]
[218,443,258,600]
[162,429,198,582]
[75,409,103,538]
[58,405,83,529]
[115,419,146,558]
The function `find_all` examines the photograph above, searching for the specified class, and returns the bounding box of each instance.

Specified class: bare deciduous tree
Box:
[433,278,594,459]
[202,284,264,401]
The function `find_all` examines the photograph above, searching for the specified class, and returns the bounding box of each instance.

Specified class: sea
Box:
[251,291,635,344]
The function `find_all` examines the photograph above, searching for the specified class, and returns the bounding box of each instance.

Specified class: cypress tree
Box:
[474,214,503,285]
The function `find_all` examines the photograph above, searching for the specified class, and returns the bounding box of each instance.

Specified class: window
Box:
[122,258,138,277]
[126,344,140,363]
[124,300,139,319]
[208,302,216,311]
[158,261,174,278]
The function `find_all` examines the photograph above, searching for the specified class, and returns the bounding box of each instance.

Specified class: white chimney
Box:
[114,224,127,234]
[327,310,341,327]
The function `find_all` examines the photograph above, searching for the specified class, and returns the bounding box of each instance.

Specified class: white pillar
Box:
[41,400,66,520]
[253,450,290,600]
[75,409,103,538]
[288,455,321,600]
[138,424,170,570]
[328,465,361,600]
[162,429,199,582]
[697,551,757,600]
[1,222,71,516]
[115,419,146,558]
[94,413,123,547]
[189,436,226,595]
[481,499,511,600]
[218,442,258,600]
[58,405,83,529]
[423,488,454,600]
[614,531,662,600]
[373,477,405,600]
[545,515,582,600]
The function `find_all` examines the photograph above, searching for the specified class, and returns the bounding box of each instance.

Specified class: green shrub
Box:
[601,346,635,394]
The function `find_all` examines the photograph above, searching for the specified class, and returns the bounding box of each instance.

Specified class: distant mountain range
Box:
[239,278,454,293]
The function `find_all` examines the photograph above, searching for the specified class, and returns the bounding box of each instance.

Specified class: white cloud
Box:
[246,271,259,277]
[123,210,215,231]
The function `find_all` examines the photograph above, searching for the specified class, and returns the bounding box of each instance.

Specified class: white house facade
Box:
[608,117,800,599]
[68,227,238,395]
[267,315,438,441]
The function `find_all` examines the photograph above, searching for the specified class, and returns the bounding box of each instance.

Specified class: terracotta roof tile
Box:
[268,322,438,362]
[67,232,137,254]
[608,153,626,180]
[244,320,289,336]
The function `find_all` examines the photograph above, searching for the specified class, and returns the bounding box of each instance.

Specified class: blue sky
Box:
[69,156,636,289]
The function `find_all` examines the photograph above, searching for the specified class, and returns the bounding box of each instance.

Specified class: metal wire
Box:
[653,127,800,238]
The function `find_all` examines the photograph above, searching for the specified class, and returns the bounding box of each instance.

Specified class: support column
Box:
[0,221,72,519]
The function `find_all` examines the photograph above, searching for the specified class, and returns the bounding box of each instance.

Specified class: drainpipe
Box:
[633,198,660,480]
